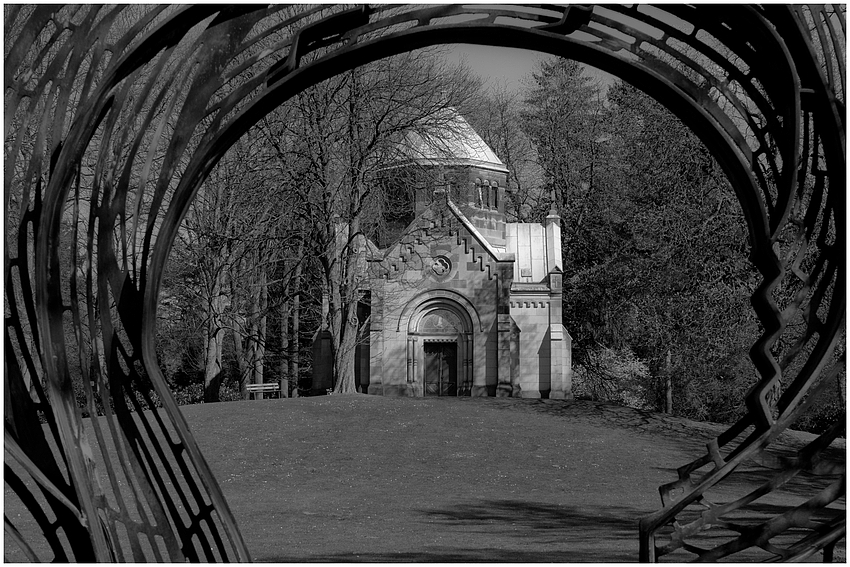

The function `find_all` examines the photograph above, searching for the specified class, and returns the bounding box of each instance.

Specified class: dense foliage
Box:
[514,59,842,431]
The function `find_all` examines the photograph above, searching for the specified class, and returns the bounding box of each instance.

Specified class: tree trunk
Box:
[331,71,363,395]
[203,328,225,402]
[333,299,359,394]
[280,282,291,398]
[664,349,673,414]
[326,230,359,395]
[329,219,361,393]
[229,268,250,400]
[289,256,303,397]
[204,272,226,403]
[252,265,268,394]
[231,323,250,400]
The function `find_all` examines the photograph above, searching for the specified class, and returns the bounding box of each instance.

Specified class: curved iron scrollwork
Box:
[4,4,844,562]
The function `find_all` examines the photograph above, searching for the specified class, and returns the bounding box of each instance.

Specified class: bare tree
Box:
[467,85,544,222]
[180,135,294,401]
[259,48,483,394]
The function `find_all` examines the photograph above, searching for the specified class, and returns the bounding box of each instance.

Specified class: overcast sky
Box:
[445,43,617,95]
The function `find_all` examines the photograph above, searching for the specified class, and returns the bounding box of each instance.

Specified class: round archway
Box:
[4,5,844,563]
[408,300,476,397]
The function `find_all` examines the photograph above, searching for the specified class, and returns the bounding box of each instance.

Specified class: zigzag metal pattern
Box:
[3,4,844,561]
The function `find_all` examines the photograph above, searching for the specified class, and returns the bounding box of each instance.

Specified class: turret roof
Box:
[390,107,508,173]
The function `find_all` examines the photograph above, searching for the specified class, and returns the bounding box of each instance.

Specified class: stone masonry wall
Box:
[368,208,500,397]
[510,295,553,397]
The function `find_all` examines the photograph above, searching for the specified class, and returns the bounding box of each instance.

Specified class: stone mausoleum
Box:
[317,109,572,398]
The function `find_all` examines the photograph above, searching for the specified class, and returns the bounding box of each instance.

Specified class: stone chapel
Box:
[314,108,572,399]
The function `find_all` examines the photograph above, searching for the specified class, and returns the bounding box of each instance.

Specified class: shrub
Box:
[572,345,651,409]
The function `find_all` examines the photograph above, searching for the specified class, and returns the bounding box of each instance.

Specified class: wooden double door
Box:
[423,342,457,397]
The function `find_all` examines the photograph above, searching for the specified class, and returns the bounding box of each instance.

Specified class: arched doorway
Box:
[408,302,474,397]
[423,342,457,397]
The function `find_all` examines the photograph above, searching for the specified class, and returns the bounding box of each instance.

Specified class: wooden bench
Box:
[246,382,281,399]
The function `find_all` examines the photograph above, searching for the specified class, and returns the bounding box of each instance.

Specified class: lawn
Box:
[5,395,845,562]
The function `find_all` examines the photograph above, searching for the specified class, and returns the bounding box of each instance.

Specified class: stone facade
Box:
[316,109,572,399]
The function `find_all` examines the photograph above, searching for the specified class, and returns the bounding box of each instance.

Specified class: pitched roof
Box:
[390,108,508,173]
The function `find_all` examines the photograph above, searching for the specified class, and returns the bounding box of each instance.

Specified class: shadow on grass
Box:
[423,498,639,539]
[266,500,643,562]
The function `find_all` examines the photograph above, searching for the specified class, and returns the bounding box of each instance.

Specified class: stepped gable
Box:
[369,191,512,281]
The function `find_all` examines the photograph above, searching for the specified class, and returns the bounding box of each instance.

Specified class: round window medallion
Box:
[431,256,451,276]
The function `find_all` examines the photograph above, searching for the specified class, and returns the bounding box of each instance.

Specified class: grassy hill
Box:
[4,395,845,562]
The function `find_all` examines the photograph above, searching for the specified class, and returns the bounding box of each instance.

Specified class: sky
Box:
[445,43,617,95]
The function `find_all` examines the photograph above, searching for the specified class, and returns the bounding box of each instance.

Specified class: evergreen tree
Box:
[520,60,760,420]
[521,58,608,228]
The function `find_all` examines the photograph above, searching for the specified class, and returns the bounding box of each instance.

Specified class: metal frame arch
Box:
[4,4,845,563]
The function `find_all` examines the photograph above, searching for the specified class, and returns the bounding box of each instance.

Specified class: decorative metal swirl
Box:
[4,4,844,561]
